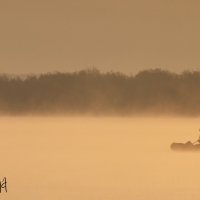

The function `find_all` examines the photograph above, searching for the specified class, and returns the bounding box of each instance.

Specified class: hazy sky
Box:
[1,0,200,74]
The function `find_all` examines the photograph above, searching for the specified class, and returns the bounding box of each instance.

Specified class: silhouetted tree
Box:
[0,68,200,115]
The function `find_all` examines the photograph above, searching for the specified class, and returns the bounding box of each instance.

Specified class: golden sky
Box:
[1,0,200,74]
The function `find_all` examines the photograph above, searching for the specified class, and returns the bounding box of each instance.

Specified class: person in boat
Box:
[196,135,200,144]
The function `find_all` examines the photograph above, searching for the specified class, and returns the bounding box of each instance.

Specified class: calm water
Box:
[1,117,200,200]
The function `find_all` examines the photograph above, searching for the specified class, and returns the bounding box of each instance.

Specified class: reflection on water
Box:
[1,117,200,200]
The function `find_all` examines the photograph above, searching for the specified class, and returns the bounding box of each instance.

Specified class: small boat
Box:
[171,129,200,151]
[171,142,200,151]
[171,133,200,151]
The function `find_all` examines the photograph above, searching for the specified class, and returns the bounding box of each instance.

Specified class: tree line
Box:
[0,68,200,115]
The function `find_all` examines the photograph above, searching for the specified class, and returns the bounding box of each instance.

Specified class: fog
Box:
[2,117,200,199]
[1,69,200,116]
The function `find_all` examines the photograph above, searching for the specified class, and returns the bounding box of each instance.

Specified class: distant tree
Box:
[0,68,200,115]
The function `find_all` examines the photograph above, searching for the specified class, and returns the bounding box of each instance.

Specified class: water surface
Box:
[1,117,200,200]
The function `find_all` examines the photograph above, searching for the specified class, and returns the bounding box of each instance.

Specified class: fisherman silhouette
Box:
[195,129,200,144]
[197,135,200,144]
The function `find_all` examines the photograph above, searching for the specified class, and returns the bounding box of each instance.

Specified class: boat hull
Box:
[171,142,200,151]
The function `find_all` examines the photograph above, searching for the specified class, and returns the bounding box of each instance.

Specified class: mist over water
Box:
[2,116,200,200]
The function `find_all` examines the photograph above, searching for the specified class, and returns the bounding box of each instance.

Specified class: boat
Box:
[171,133,200,151]
[171,141,200,151]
